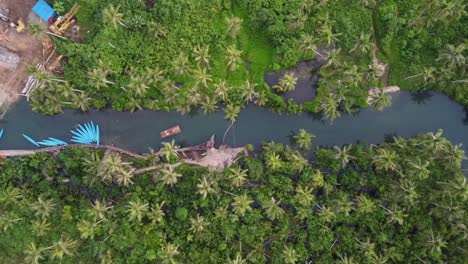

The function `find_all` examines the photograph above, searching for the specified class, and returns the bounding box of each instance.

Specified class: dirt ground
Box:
[0,0,44,106]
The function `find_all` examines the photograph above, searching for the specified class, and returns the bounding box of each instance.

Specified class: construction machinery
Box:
[49,4,80,36]
[0,8,25,33]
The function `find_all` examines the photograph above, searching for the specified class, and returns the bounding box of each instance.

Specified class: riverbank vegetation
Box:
[1,131,466,263]
[29,0,466,120]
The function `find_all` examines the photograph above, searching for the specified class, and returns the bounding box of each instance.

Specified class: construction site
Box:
[0,0,80,118]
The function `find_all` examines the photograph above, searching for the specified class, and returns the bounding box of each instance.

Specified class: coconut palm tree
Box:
[77,219,97,239]
[273,72,298,92]
[437,43,465,69]
[283,246,299,264]
[294,129,315,151]
[197,177,217,199]
[214,80,231,102]
[372,148,398,171]
[148,201,166,224]
[31,219,50,237]
[128,74,149,97]
[116,167,136,187]
[295,185,315,206]
[254,90,268,107]
[436,0,467,23]
[127,199,149,222]
[289,152,308,172]
[30,196,57,220]
[0,187,23,206]
[88,68,114,90]
[350,33,373,54]
[317,205,335,223]
[226,16,242,38]
[193,45,210,68]
[343,64,364,87]
[147,21,166,40]
[241,80,257,103]
[161,140,180,162]
[23,242,48,264]
[190,214,209,233]
[337,254,356,264]
[103,4,125,29]
[227,253,248,264]
[50,235,80,260]
[225,104,241,123]
[159,243,180,264]
[323,48,342,68]
[320,95,341,122]
[355,195,376,214]
[369,89,392,111]
[228,166,248,188]
[425,228,447,255]
[381,204,407,225]
[300,0,314,15]
[265,153,283,171]
[333,145,354,168]
[405,67,437,86]
[399,179,420,206]
[226,45,243,72]
[298,34,322,57]
[172,53,189,76]
[89,200,113,222]
[193,67,212,88]
[408,158,430,179]
[311,169,325,188]
[262,197,285,220]
[287,14,307,32]
[160,166,182,187]
[71,91,92,112]
[200,96,218,114]
[232,194,253,217]
[319,23,341,45]
[126,97,143,112]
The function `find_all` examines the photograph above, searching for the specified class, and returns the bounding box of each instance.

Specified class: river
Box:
[1,91,467,156]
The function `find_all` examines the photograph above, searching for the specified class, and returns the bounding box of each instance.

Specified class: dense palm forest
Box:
[29,0,466,122]
[0,130,466,263]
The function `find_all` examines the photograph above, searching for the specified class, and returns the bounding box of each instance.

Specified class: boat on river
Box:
[160,125,181,138]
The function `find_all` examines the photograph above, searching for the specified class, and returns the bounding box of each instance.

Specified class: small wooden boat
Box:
[160,125,181,138]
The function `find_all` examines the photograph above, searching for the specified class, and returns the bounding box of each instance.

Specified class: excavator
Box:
[0,7,25,33]
[49,3,80,36]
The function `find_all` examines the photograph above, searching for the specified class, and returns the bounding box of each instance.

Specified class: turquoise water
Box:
[1,91,467,155]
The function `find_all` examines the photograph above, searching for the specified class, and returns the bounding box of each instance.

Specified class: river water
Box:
[1,91,467,155]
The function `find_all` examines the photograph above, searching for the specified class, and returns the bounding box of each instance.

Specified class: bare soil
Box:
[0,0,44,105]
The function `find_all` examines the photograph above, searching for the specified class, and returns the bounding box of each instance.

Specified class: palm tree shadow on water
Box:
[410,90,434,105]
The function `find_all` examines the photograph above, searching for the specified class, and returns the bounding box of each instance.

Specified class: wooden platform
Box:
[160,125,181,138]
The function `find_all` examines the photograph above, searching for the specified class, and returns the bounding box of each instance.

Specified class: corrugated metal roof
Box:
[32,0,56,22]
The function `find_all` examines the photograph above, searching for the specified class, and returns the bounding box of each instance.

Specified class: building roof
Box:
[32,0,56,22]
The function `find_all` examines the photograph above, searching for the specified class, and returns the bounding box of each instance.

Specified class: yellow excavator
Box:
[49,4,80,36]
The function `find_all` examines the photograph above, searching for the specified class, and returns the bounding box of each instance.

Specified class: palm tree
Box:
[71,92,92,112]
[197,177,217,199]
[295,185,315,206]
[50,235,80,260]
[147,21,166,40]
[225,104,241,123]
[23,242,48,264]
[262,197,285,220]
[265,153,283,171]
[159,243,180,264]
[399,179,420,206]
[89,200,113,222]
[359,0,377,8]
[317,205,335,223]
[77,219,97,239]
[232,194,253,217]
[298,34,322,57]
[103,4,125,29]
[88,68,114,89]
[30,196,57,220]
[350,33,373,54]
[283,246,299,264]
[436,0,467,23]
[318,23,341,45]
[193,45,210,68]
[273,72,298,92]
[333,145,354,168]
[425,228,447,255]
[289,152,308,172]
[127,199,149,222]
[372,148,398,171]
[241,80,257,103]
[294,129,315,151]
[287,14,307,32]
[355,195,376,214]
[214,80,231,102]
[172,53,189,76]
[437,43,465,69]
[161,140,180,162]
[148,201,166,224]
[405,67,437,85]
[226,16,242,38]
[408,158,430,179]
[193,67,212,88]
[0,187,23,206]
[320,95,340,122]
[337,254,356,264]
[201,96,218,114]
[381,204,407,225]
[226,45,243,72]
[128,74,149,97]
[323,48,342,68]
[126,98,143,112]
[31,219,51,237]
[254,90,268,106]
[227,253,248,264]
[369,89,392,111]
[343,65,364,87]
[190,214,209,233]
[160,166,182,187]
[228,166,248,188]
[116,167,136,187]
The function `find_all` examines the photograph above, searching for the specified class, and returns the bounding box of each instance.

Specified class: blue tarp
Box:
[32,0,56,22]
